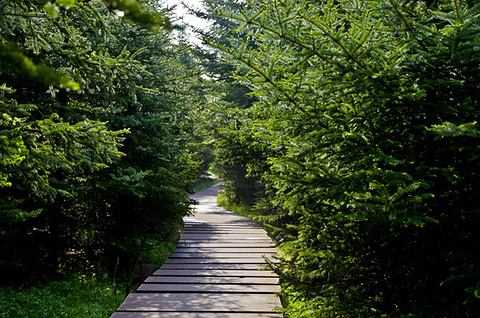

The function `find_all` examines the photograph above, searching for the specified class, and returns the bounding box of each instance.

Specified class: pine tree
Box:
[0,0,202,281]
[210,0,480,315]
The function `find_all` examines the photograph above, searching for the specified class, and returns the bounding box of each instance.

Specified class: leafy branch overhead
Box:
[1,0,174,91]
[101,0,174,30]
[45,0,175,30]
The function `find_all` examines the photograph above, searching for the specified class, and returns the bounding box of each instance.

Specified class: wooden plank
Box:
[178,241,274,245]
[172,247,277,253]
[177,243,275,249]
[183,224,264,228]
[186,222,262,227]
[183,222,262,227]
[186,219,256,224]
[118,293,281,312]
[144,276,279,284]
[137,283,280,293]
[159,263,270,270]
[183,242,272,246]
[180,234,271,240]
[179,240,273,244]
[112,312,282,318]
[182,231,267,235]
[184,223,262,228]
[183,223,263,228]
[185,218,258,224]
[183,229,265,233]
[170,252,277,259]
[182,229,267,234]
[152,269,277,277]
[165,258,270,264]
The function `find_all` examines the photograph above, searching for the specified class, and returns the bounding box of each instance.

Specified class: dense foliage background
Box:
[203,0,480,316]
[0,0,206,285]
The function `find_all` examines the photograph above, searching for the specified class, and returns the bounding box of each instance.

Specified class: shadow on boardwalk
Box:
[110,183,283,318]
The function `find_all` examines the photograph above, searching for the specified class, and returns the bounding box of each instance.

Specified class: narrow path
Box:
[111,183,283,317]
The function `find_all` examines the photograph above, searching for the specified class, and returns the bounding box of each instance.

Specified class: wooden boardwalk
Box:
[111,183,282,317]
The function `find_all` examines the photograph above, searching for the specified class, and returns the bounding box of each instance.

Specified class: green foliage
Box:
[187,0,262,208]
[0,43,79,90]
[209,0,480,316]
[0,274,126,317]
[0,0,204,286]
[140,238,179,266]
[43,0,173,31]
[102,0,172,31]
[217,191,255,218]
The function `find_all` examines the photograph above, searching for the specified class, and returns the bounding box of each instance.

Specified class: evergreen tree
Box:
[189,0,265,205]
[211,0,480,316]
[0,0,202,281]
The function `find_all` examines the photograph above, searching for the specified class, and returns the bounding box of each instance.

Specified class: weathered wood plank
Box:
[118,292,281,312]
[179,238,272,243]
[151,269,277,277]
[165,254,276,265]
[184,223,262,228]
[137,283,280,293]
[165,258,272,264]
[112,313,282,318]
[144,276,279,284]
[178,240,275,248]
[185,218,258,224]
[183,225,262,229]
[184,227,265,231]
[184,226,263,230]
[183,224,264,228]
[159,263,270,270]
[172,247,277,253]
[169,252,277,259]
[180,233,271,240]
[182,230,268,234]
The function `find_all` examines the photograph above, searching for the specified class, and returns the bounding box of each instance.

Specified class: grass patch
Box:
[0,274,126,318]
[217,192,259,218]
[0,234,182,317]
[141,235,180,266]
[0,191,184,318]
[192,175,218,193]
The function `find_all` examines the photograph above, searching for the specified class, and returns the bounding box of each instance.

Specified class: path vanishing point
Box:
[111,183,283,317]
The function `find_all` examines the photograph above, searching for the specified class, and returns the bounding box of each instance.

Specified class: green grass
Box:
[217,192,275,231]
[0,233,182,318]
[0,275,126,318]
[217,192,257,218]
[141,237,180,266]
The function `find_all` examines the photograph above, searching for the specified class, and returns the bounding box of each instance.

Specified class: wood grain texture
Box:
[151,269,277,277]
[112,313,282,318]
[144,276,279,284]
[117,292,281,312]
[137,283,281,293]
